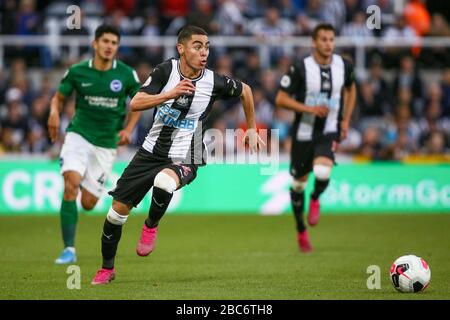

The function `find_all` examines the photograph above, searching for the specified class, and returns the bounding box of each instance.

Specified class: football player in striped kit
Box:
[92,25,264,284]
[275,23,356,252]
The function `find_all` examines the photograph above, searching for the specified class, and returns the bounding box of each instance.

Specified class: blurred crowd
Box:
[0,0,449,161]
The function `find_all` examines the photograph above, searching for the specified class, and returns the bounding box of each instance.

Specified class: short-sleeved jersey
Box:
[140,58,243,164]
[58,59,141,148]
[279,54,354,141]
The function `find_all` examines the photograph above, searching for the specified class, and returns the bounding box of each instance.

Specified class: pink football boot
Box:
[297,231,313,253]
[91,268,115,285]
[136,225,158,257]
[308,198,321,226]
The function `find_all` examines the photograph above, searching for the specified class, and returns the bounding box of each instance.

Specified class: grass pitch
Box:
[0,214,449,300]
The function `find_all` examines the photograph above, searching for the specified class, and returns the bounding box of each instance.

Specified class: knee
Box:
[154,171,177,193]
[112,200,131,216]
[292,179,307,193]
[64,179,80,200]
[81,197,97,211]
[313,164,331,180]
[107,206,129,225]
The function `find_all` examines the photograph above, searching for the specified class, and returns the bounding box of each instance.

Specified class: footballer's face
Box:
[177,35,210,71]
[313,29,335,59]
[93,33,119,61]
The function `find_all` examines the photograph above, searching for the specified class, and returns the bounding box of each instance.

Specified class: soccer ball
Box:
[389,255,431,293]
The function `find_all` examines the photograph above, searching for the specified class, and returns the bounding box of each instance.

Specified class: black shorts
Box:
[109,148,198,207]
[290,133,338,178]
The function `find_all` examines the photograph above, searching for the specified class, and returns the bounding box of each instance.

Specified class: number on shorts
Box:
[97,173,106,185]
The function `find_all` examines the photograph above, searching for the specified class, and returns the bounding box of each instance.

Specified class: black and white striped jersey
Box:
[279,54,354,141]
[140,58,242,164]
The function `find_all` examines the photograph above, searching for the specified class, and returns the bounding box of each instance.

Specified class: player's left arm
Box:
[340,59,357,142]
[240,82,265,153]
[118,110,141,146]
[341,83,356,141]
[118,71,142,146]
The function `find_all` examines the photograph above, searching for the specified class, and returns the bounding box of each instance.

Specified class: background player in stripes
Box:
[91,25,264,285]
[275,23,357,252]
[47,24,141,264]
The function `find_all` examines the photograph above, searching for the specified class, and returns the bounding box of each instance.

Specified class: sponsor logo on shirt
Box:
[84,95,119,108]
[156,104,196,130]
[305,92,339,110]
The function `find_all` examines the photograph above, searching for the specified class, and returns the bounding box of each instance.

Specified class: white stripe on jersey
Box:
[324,55,344,134]
[296,56,320,141]
[168,69,214,158]
[296,54,345,141]
[142,59,178,153]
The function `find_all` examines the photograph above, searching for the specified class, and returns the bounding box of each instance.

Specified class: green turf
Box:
[0,214,449,300]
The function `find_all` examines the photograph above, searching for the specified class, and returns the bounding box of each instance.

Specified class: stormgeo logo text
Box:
[157,104,196,130]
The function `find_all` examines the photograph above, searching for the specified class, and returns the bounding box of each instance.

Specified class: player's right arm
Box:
[130,79,196,111]
[48,67,75,143]
[130,61,196,112]
[275,63,328,118]
[48,92,66,143]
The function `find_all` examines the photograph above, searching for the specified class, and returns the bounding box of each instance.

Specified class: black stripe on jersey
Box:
[152,76,197,158]
[337,58,354,138]
[291,59,306,139]
[140,59,172,95]
[187,72,223,165]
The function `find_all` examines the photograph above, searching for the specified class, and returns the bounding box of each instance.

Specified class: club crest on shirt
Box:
[110,79,122,92]
[280,75,291,88]
[176,95,189,107]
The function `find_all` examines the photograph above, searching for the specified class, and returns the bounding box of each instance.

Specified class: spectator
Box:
[428,13,450,37]
[404,0,431,37]
[341,11,374,38]
[421,130,448,155]
[186,0,218,35]
[322,0,347,33]
[418,95,450,149]
[214,0,246,36]
[0,0,17,34]
[139,9,163,66]
[382,15,419,67]
[278,0,301,20]
[24,95,50,153]
[159,0,190,34]
[359,126,383,160]
[441,68,450,117]
[235,50,262,88]
[393,55,425,117]
[103,0,136,16]
[247,7,295,65]
[0,94,30,152]
[271,106,293,153]
[382,104,421,159]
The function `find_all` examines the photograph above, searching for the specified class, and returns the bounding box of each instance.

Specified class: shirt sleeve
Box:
[127,69,141,98]
[57,67,75,97]
[343,58,355,87]
[140,61,172,95]
[214,73,243,100]
[278,62,303,95]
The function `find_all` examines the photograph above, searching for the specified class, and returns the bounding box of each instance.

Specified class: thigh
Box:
[290,140,314,178]
[82,146,117,198]
[314,134,339,163]
[165,163,198,190]
[108,149,160,208]
[60,132,90,177]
